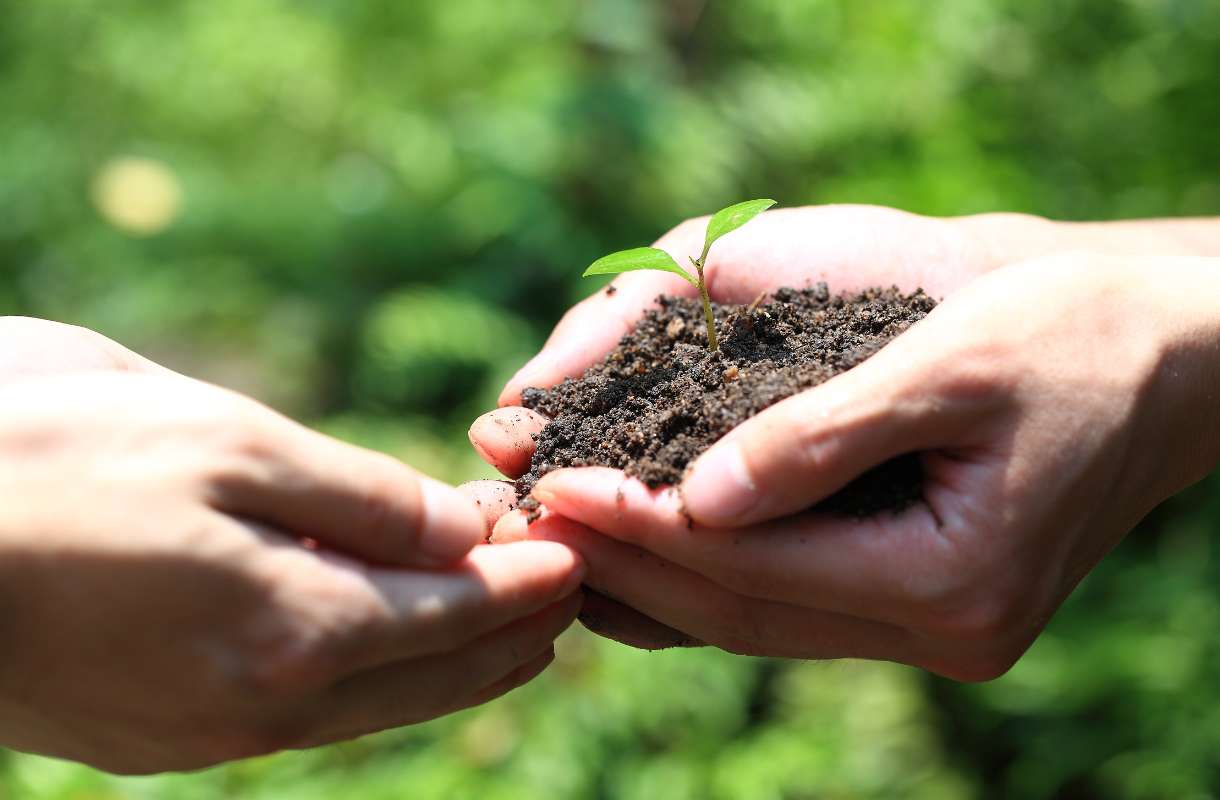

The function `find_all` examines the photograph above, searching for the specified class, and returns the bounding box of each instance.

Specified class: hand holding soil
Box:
[470,206,1220,679]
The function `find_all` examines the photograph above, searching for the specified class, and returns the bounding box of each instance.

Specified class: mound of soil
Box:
[518,283,936,516]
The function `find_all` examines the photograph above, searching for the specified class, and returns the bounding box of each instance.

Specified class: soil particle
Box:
[517,283,935,516]
[519,495,542,524]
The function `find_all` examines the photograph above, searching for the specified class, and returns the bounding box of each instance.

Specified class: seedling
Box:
[583,199,776,352]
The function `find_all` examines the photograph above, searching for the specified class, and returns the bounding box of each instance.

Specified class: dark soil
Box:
[517,283,936,517]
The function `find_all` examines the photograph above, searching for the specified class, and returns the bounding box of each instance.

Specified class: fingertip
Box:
[522,646,556,681]
[417,477,487,565]
[456,479,518,537]
[532,468,685,532]
[476,538,587,598]
[489,508,530,543]
[535,539,588,601]
[531,466,628,505]
[558,582,586,618]
[468,408,547,478]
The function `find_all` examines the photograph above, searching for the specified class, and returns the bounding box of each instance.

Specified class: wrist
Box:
[953,213,1220,269]
[1127,258,1220,502]
[953,212,1065,270]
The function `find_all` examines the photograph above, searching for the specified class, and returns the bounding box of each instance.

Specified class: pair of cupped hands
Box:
[2,207,1216,774]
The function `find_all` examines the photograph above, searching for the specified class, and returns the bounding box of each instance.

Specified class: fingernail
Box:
[682,439,757,524]
[489,510,529,543]
[530,484,556,506]
[418,478,485,563]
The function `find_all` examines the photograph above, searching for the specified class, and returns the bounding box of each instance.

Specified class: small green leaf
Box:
[701,198,777,261]
[582,246,698,287]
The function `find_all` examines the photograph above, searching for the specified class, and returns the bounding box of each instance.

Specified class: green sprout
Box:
[583,199,776,352]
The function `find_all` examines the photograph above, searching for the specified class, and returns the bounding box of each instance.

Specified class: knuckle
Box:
[924,350,1014,411]
[225,620,340,697]
[194,415,281,494]
[356,459,420,548]
[214,412,277,464]
[222,563,388,697]
[790,416,845,477]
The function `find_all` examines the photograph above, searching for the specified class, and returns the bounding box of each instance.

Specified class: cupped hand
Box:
[488,253,1220,680]
[0,372,584,774]
[469,204,1076,647]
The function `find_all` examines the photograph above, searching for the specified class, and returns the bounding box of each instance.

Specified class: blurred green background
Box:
[2,0,1219,797]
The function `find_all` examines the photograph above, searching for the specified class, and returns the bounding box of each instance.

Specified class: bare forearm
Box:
[956,213,1220,268]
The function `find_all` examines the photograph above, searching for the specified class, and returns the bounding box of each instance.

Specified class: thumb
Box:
[680,330,970,527]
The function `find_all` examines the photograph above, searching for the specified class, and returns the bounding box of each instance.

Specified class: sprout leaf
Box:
[701,198,776,262]
[582,246,698,287]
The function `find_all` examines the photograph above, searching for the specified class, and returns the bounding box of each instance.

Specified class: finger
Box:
[521,514,925,663]
[457,479,519,537]
[531,468,949,631]
[456,646,555,709]
[210,416,486,568]
[299,594,580,746]
[488,509,531,546]
[468,408,549,478]
[679,323,985,527]
[579,589,702,651]
[339,541,584,672]
[493,510,702,649]
[290,649,556,753]
[489,508,531,543]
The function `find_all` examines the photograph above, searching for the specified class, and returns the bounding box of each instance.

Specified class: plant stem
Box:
[693,259,718,352]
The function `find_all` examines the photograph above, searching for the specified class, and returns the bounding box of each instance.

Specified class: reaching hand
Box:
[0,371,584,773]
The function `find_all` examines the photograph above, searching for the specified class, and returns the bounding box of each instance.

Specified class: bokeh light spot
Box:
[90,156,183,236]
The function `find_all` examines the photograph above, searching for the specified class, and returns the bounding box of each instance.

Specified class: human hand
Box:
[490,253,1220,679]
[0,316,171,385]
[0,372,584,774]
[469,204,1085,646]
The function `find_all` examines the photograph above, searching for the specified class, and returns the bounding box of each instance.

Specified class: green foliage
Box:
[582,247,697,287]
[700,199,776,263]
[1,0,1219,797]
